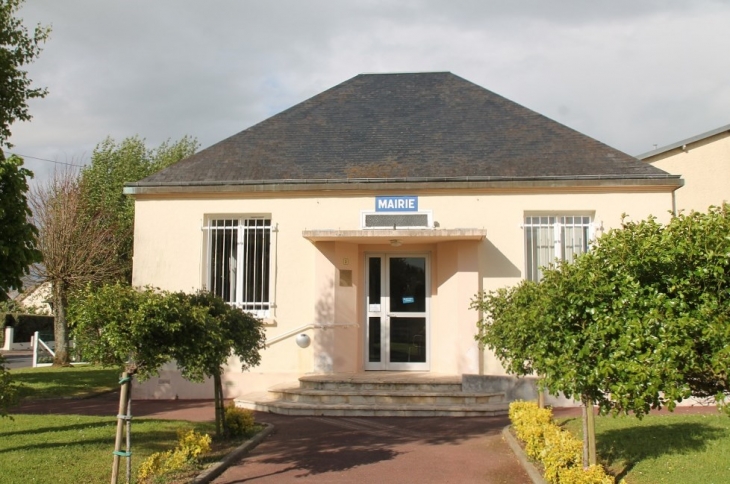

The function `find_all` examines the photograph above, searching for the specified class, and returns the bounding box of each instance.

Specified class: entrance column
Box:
[433,240,481,375]
[312,241,359,374]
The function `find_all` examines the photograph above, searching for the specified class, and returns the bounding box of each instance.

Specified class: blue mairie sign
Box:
[375,195,418,212]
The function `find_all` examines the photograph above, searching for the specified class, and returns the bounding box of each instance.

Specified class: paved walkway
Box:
[15,393,531,484]
[213,413,528,484]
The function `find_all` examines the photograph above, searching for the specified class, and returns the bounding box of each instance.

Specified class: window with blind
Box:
[205,217,272,317]
[524,215,592,282]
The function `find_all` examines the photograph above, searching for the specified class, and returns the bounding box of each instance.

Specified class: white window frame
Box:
[523,214,594,282]
[202,215,275,319]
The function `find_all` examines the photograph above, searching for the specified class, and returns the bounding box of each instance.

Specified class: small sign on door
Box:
[369,304,381,312]
[402,297,415,304]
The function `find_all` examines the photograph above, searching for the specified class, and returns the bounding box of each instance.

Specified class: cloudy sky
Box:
[8,0,730,183]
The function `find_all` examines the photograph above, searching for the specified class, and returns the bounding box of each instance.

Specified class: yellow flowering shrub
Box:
[559,465,616,484]
[137,429,212,482]
[508,401,616,484]
[224,403,256,437]
[541,425,583,483]
[509,400,553,459]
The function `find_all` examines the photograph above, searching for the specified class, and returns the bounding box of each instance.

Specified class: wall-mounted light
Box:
[390,239,402,247]
[295,333,311,348]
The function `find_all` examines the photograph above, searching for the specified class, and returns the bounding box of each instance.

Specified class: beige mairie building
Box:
[124,72,682,408]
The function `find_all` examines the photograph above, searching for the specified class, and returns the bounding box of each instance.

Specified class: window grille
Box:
[206,217,272,317]
[524,215,591,282]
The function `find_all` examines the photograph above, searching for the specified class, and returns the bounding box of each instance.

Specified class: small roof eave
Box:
[302,228,487,244]
[637,123,730,160]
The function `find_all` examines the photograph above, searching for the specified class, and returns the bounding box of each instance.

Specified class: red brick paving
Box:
[212,413,530,484]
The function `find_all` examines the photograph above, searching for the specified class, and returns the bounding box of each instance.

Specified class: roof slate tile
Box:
[135,72,669,186]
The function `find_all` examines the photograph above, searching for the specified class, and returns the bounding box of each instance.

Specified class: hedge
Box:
[1,313,54,343]
[508,401,616,484]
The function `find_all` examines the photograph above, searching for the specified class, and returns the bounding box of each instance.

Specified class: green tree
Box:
[0,354,19,418]
[0,0,50,148]
[70,284,185,378]
[70,284,266,435]
[172,291,266,436]
[0,0,50,298]
[473,205,730,466]
[80,136,199,281]
[0,154,41,299]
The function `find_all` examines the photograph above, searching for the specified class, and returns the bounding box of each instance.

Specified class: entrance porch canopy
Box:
[302,228,487,244]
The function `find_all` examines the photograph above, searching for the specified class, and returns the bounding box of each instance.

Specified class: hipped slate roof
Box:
[132,72,674,188]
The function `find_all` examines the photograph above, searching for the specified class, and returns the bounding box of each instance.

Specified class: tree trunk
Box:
[586,398,597,466]
[52,281,71,366]
[581,395,597,468]
[581,399,588,468]
[111,371,131,484]
[214,371,226,437]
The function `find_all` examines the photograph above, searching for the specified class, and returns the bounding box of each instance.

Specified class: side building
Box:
[639,124,730,213]
[124,72,681,399]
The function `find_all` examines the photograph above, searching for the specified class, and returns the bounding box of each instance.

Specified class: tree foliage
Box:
[70,284,187,378]
[473,205,730,418]
[0,0,50,149]
[29,168,123,365]
[0,0,48,297]
[80,136,199,281]
[0,153,41,299]
[0,354,19,418]
[70,283,266,434]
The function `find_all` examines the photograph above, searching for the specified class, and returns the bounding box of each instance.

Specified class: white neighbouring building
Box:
[124,72,682,404]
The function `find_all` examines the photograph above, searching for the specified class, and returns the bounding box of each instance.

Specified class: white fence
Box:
[32,331,55,367]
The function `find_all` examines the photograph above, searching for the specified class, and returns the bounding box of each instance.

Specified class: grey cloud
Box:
[8,0,730,184]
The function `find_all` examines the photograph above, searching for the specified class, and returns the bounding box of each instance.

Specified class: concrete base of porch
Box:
[235,372,510,417]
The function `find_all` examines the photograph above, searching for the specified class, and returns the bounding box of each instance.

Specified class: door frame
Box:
[364,252,431,371]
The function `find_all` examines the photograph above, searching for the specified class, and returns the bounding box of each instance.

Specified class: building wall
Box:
[132,188,674,398]
[646,131,730,213]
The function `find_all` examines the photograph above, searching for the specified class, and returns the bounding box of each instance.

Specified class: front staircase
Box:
[235,373,509,417]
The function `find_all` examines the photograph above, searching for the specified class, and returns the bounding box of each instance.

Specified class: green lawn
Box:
[0,414,216,484]
[2,365,259,483]
[11,365,120,399]
[560,412,730,484]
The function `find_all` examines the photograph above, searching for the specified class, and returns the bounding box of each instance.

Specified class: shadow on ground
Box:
[597,421,724,481]
[234,414,510,480]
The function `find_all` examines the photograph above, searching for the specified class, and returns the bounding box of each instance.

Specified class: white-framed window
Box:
[204,217,272,318]
[524,215,593,282]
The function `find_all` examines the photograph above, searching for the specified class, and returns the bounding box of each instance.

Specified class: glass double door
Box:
[365,254,429,370]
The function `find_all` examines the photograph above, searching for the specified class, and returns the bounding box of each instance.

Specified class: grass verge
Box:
[0,414,212,484]
[0,413,260,484]
[11,365,119,399]
[559,412,730,483]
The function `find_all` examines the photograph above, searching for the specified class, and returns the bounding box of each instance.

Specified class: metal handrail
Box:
[265,323,358,346]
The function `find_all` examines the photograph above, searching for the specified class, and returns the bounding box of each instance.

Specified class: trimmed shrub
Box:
[508,401,616,484]
[509,400,553,459]
[224,403,256,437]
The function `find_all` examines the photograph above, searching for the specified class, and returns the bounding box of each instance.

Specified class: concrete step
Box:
[272,387,505,405]
[235,396,509,417]
[298,374,463,392]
